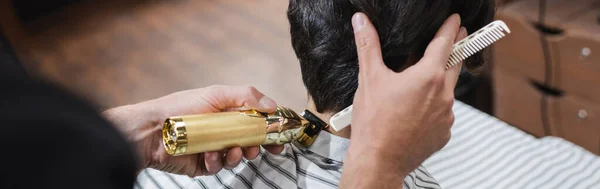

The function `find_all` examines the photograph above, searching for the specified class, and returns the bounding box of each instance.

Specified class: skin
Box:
[339,13,468,189]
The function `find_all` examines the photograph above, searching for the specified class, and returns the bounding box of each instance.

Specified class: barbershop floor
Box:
[13,0,308,111]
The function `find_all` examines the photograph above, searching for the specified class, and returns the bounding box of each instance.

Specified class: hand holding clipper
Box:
[103,85,286,176]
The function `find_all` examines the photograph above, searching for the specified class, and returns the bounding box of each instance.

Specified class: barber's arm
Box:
[340,13,467,188]
[102,85,284,177]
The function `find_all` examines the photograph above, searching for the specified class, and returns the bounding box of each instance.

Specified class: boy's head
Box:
[287,0,495,114]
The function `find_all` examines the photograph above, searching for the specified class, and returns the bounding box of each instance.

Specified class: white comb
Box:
[329,20,511,132]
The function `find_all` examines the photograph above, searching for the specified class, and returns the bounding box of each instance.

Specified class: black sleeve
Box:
[0,34,138,189]
[0,31,28,78]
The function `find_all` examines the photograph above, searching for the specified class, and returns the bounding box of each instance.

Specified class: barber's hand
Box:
[103,85,284,177]
[343,13,468,180]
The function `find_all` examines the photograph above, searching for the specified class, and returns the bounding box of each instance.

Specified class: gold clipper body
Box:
[162,107,327,156]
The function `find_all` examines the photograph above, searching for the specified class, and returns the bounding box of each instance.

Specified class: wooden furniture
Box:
[492,0,600,154]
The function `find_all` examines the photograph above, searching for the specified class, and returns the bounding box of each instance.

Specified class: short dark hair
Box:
[287,0,495,113]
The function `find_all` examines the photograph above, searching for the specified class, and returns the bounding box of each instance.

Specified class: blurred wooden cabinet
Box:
[492,0,600,154]
[493,70,547,137]
[548,95,600,154]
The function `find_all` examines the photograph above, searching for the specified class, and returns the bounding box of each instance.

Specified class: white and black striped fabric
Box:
[136,101,600,189]
[136,131,440,189]
[423,101,600,189]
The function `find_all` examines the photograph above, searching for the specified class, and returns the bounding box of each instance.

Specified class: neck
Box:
[306,98,352,139]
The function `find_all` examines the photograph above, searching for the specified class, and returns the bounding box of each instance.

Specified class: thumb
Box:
[203,85,278,113]
[352,12,386,78]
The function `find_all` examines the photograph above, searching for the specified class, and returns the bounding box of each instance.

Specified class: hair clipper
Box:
[162,107,328,156]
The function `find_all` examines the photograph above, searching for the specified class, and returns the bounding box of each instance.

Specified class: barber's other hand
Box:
[344,13,468,179]
[103,85,284,177]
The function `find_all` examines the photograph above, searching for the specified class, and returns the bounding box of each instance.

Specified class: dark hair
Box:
[287,0,495,113]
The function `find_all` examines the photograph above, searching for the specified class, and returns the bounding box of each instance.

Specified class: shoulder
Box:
[0,76,138,188]
[139,144,300,188]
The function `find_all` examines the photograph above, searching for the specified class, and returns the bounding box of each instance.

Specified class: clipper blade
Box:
[329,20,511,132]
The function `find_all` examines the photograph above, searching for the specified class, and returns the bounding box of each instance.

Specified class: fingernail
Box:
[211,153,219,161]
[258,96,276,109]
[446,14,461,25]
[352,13,366,31]
[460,27,468,37]
[455,14,462,25]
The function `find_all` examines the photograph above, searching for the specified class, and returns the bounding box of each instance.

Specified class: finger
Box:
[420,14,462,69]
[204,85,277,113]
[242,147,260,160]
[352,12,386,78]
[224,147,243,170]
[445,27,468,91]
[192,154,207,177]
[263,145,285,155]
[204,151,224,175]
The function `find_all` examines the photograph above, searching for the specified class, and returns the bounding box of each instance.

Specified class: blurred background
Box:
[1,0,599,154]
[1,0,307,111]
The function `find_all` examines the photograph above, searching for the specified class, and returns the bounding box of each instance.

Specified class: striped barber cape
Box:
[423,101,600,189]
[136,131,441,189]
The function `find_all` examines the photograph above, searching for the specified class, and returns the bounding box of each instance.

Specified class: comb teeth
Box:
[329,20,511,132]
[446,20,511,69]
